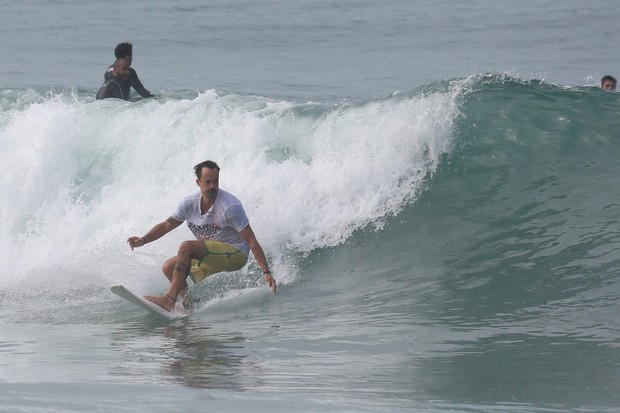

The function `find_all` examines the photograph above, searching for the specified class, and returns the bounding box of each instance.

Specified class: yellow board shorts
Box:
[189,240,248,284]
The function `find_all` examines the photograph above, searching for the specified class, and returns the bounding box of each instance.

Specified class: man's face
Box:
[602,80,616,91]
[197,167,219,199]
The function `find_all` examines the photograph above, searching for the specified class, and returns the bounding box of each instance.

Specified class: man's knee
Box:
[178,239,205,257]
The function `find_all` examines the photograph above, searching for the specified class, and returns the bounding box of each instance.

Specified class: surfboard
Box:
[110,284,191,320]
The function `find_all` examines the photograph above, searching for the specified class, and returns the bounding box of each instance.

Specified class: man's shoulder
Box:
[217,189,243,205]
[172,190,201,218]
[217,190,247,219]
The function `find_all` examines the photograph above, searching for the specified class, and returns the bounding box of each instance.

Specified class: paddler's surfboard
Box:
[110,284,191,320]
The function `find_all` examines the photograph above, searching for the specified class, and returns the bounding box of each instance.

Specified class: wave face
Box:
[402,76,619,331]
[430,75,620,317]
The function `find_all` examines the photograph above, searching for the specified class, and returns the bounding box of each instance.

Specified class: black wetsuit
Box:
[96,77,126,100]
[104,65,153,98]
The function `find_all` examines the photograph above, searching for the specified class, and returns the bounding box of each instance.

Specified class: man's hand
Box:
[264,272,277,294]
[127,236,145,251]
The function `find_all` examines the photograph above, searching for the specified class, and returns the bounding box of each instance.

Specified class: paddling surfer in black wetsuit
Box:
[96,58,131,100]
[104,42,153,98]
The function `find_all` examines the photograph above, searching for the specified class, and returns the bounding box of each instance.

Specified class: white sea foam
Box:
[0,87,461,296]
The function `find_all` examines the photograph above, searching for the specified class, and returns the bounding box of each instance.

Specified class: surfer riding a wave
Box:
[126,160,277,312]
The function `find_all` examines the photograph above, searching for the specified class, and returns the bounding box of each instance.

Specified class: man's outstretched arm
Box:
[127,217,183,250]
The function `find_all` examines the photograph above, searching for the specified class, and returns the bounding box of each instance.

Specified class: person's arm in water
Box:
[127,217,183,250]
[128,68,153,97]
[239,224,277,294]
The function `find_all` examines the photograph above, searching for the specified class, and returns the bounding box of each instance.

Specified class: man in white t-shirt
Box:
[127,160,277,312]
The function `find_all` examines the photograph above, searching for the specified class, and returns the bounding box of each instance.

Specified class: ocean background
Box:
[1,1,620,412]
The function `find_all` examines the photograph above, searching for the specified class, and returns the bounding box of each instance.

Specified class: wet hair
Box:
[601,75,616,85]
[114,42,133,59]
[194,160,220,178]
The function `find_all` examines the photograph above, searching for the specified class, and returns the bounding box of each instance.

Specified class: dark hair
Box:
[601,75,616,85]
[114,42,133,59]
[194,160,220,178]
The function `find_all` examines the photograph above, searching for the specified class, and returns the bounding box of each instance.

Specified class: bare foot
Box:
[144,294,176,312]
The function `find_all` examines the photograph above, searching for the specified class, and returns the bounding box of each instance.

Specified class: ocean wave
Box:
[1,75,619,328]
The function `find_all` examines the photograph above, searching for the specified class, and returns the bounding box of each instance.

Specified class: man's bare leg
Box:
[162,256,191,296]
[145,240,206,311]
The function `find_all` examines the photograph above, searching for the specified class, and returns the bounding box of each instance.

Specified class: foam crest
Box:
[0,96,84,268]
[0,87,461,295]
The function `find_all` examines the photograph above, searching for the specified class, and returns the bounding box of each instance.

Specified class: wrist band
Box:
[263,270,271,274]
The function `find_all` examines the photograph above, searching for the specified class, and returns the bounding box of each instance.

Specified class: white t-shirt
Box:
[171,189,250,255]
